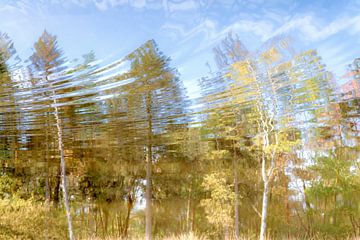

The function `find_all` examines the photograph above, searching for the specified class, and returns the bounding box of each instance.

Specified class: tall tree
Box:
[29,30,74,240]
[0,32,18,175]
[119,40,186,239]
[226,37,303,240]
[209,32,250,238]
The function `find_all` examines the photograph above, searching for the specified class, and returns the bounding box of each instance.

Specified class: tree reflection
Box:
[0,30,358,240]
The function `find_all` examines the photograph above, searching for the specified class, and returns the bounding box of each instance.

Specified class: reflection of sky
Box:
[2,0,360,97]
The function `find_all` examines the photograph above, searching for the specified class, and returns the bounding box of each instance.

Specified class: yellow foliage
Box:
[200,172,234,230]
[0,197,68,239]
[261,47,281,63]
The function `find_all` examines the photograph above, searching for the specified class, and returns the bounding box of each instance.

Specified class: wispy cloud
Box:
[93,0,143,11]
[164,0,198,12]
[163,12,360,58]
[271,15,360,41]
[1,1,31,15]
[90,0,198,12]
[162,18,274,55]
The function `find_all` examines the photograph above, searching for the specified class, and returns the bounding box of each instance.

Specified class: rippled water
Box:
[0,2,360,240]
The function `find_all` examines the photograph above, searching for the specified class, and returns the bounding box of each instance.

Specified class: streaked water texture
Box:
[0,2,359,240]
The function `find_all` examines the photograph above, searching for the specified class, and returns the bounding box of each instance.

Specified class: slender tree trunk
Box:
[191,199,196,232]
[186,188,191,232]
[259,131,268,240]
[258,118,277,240]
[324,197,327,225]
[118,213,123,237]
[99,208,105,238]
[260,180,269,240]
[45,161,50,202]
[233,141,239,239]
[248,61,271,240]
[53,102,74,240]
[145,145,152,240]
[259,132,275,240]
[123,193,133,238]
[285,178,290,238]
[145,93,153,240]
[104,208,109,236]
[224,225,229,240]
[44,119,50,240]
[333,193,337,225]
[46,75,74,240]
[294,207,308,234]
[259,148,276,240]
[45,116,51,203]
[53,165,61,206]
[302,180,312,236]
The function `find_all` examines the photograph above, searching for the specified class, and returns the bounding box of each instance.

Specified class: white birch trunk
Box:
[47,78,74,240]
[259,180,269,240]
[53,102,74,240]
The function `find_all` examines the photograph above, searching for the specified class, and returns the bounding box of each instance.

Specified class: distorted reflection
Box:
[0,2,359,240]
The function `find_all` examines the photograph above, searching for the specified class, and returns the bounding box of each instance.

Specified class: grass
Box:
[80,233,360,240]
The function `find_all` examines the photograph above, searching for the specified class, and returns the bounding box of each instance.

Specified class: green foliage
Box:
[0,174,21,198]
[305,150,360,238]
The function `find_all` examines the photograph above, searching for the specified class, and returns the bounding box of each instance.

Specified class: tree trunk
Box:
[45,162,50,202]
[333,193,337,225]
[123,193,133,237]
[186,188,191,232]
[145,146,152,240]
[103,208,109,236]
[260,180,269,240]
[45,117,51,204]
[145,93,153,240]
[259,141,273,240]
[53,165,61,206]
[44,124,50,240]
[302,180,312,236]
[99,208,105,238]
[224,225,229,240]
[233,141,239,239]
[46,76,74,240]
[191,199,196,232]
[53,103,74,240]
[324,197,327,225]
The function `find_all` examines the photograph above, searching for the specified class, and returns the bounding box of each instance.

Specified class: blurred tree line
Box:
[0,30,359,240]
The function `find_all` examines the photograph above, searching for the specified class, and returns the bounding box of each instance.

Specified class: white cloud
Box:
[163,13,360,59]
[0,4,18,13]
[271,15,360,41]
[93,0,128,11]
[91,0,197,12]
[227,20,274,41]
[162,18,274,55]
[166,0,198,12]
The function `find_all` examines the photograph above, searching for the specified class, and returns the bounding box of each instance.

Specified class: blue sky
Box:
[1,0,360,96]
